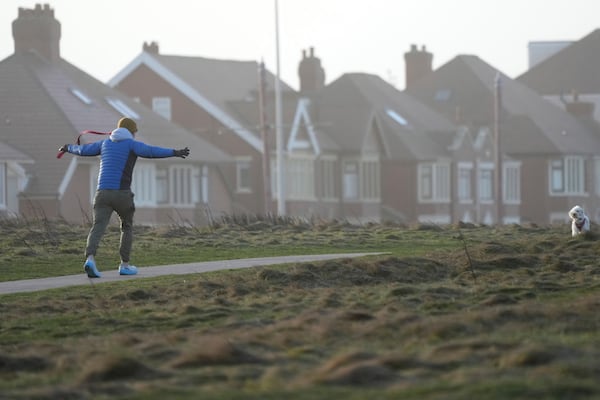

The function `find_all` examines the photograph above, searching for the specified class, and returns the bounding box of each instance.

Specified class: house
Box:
[406,49,600,225]
[0,4,233,225]
[111,43,464,223]
[285,70,458,223]
[108,42,297,216]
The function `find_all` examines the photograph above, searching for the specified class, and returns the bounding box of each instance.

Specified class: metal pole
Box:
[494,72,502,225]
[274,0,285,215]
[258,61,272,215]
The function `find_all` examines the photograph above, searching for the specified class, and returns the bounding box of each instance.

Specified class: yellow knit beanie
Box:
[117,117,138,134]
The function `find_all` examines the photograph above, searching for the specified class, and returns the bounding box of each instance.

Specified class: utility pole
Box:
[274,0,285,215]
[258,61,272,215]
[494,72,503,225]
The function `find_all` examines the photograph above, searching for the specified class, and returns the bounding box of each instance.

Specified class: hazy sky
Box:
[1,0,599,90]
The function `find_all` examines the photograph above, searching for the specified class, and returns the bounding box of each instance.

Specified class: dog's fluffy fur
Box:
[569,205,591,237]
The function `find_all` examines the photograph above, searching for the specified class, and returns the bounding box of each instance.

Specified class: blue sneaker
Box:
[119,264,138,276]
[84,260,102,278]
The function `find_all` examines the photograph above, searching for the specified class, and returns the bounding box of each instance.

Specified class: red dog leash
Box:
[56,130,110,158]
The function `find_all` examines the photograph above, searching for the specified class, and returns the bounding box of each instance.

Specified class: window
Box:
[503,162,521,204]
[131,163,156,206]
[385,109,408,126]
[201,166,209,204]
[152,97,172,121]
[170,165,199,206]
[158,165,200,206]
[360,158,380,201]
[106,97,140,119]
[343,161,359,200]
[478,164,494,203]
[457,163,473,203]
[0,163,6,208]
[321,158,337,200]
[236,158,252,193]
[287,157,315,200]
[595,158,600,196]
[418,162,450,202]
[90,163,99,204]
[157,168,168,204]
[70,88,92,105]
[550,157,585,195]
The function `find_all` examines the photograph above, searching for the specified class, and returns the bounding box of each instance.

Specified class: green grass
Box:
[0,219,456,281]
[1,218,599,399]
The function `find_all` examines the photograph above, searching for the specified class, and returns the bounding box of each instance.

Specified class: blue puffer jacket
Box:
[67,128,175,190]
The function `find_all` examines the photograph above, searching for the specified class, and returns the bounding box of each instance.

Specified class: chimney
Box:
[12,3,61,63]
[143,41,159,54]
[298,47,325,93]
[404,44,433,89]
[565,91,595,119]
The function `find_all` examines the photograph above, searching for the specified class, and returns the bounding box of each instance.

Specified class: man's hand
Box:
[58,144,69,153]
[174,147,190,159]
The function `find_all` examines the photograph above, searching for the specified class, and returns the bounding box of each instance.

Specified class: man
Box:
[58,117,190,278]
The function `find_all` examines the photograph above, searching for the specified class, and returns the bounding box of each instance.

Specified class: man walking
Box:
[58,117,190,278]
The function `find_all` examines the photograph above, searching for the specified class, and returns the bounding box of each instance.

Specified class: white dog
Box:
[569,205,590,237]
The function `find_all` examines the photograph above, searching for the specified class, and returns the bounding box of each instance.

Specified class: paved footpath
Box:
[0,253,383,295]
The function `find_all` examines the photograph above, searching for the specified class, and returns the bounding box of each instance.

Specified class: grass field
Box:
[1,218,599,399]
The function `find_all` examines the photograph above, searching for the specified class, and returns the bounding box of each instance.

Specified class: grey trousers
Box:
[85,190,135,263]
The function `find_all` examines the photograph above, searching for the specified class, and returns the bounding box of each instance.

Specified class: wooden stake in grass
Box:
[457,230,476,283]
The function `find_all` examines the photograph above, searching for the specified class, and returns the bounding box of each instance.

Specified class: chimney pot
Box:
[404,44,433,89]
[12,3,61,62]
[143,41,159,54]
[298,47,325,93]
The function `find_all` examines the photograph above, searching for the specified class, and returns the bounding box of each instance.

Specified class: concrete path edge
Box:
[0,252,386,295]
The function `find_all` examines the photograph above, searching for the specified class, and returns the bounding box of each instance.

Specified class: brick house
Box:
[0,4,232,225]
[109,42,297,216]
[406,46,600,225]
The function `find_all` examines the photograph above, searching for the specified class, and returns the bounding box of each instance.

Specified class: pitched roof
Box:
[109,51,295,152]
[518,29,600,96]
[0,51,231,197]
[406,55,600,155]
[313,73,456,160]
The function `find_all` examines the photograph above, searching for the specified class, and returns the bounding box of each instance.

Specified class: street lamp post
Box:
[494,72,503,225]
[274,0,285,215]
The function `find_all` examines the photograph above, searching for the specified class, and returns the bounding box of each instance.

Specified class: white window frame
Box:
[169,165,200,207]
[90,163,99,204]
[0,163,6,209]
[457,162,473,204]
[131,163,157,206]
[478,162,494,204]
[418,161,450,203]
[152,96,172,121]
[106,97,140,119]
[236,157,252,194]
[287,155,315,200]
[503,161,521,204]
[70,88,92,105]
[320,156,337,201]
[594,157,600,197]
[201,165,209,204]
[156,167,168,204]
[360,157,380,202]
[343,160,359,200]
[549,156,586,196]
